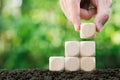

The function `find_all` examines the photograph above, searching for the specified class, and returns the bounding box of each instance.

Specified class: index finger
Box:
[68,0,81,31]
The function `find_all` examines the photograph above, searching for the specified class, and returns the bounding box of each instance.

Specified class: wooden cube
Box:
[49,57,64,71]
[80,23,96,39]
[80,41,95,57]
[80,57,96,71]
[65,57,80,71]
[65,41,80,57]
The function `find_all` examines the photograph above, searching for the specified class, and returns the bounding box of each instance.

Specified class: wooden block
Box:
[65,57,80,71]
[80,57,96,71]
[65,41,80,57]
[80,41,95,57]
[80,23,96,39]
[49,57,64,71]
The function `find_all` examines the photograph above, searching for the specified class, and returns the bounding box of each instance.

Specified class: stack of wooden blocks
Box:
[49,23,96,72]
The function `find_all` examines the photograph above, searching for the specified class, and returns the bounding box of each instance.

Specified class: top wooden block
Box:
[80,23,96,39]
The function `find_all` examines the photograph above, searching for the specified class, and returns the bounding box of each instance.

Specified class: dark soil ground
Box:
[0,68,120,80]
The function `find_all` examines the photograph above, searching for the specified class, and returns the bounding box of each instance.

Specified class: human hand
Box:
[59,0,112,32]
[91,0,112,32]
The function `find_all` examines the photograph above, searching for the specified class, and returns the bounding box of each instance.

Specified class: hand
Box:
[60,0,112,32]
[91,0,112,32]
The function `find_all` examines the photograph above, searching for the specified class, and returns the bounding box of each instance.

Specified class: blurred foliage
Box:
[0,0,120,69]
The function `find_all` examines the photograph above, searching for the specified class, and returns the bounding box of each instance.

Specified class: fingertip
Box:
[94,22,102,32]
[96,27,101,32]
[74,24,80,31]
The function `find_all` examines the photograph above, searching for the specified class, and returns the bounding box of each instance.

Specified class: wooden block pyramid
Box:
[49,23,96,72]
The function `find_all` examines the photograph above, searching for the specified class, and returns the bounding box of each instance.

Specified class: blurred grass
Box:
[0,0,120,69]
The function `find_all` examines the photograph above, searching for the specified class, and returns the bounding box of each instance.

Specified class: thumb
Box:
[94,12,109,32]
[94,0,111,32]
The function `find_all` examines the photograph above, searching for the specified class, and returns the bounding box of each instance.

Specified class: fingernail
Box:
[95,22,103,32]
[96,23,103,32]
[74,24,80,31]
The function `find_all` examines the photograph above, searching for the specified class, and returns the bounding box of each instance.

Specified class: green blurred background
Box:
[0,0,120,69]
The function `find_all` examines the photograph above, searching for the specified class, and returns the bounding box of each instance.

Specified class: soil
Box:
[0,68,120,80]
